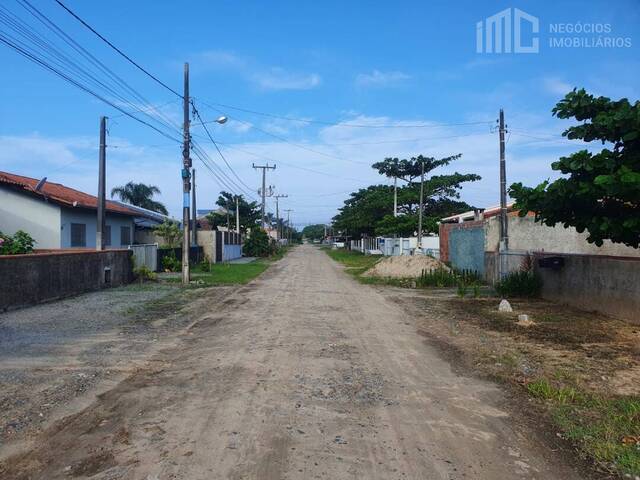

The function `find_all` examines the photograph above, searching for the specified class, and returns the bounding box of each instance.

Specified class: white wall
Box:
[0,186,61,249]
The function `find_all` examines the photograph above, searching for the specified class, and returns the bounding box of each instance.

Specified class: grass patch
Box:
[189,260,271,286]
[321,247,381,277]
[526,377,640,476]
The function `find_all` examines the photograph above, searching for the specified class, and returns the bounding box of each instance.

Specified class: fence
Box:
[157,246,204,271]
[0,249,132,311]
[349,236,440,257]
[216,231,242,262]
[128,243,158,271]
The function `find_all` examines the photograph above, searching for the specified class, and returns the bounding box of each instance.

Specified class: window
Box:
[120,226,131,246]
[103,225,111,247]
[70,223,86,247]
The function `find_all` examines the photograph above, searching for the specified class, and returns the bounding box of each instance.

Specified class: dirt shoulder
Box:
[0,281,233,457]
[379,287,640,478]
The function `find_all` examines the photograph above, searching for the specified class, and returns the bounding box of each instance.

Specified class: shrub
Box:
[495,270,542,298]
[244,228,273,257]
[153,220,181,248]
[416,267,482,288]
[134,264,156,283]
[161,251,180,272]
[0,230,36,255]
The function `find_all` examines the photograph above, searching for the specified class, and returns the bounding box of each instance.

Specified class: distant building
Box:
[0,171,168,250]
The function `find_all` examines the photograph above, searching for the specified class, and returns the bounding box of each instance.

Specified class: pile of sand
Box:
[363,255,449,278]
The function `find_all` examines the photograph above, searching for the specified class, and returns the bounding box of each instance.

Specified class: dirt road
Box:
[0,245,583,479]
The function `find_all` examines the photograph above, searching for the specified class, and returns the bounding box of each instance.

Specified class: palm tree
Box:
[110,182,168,215]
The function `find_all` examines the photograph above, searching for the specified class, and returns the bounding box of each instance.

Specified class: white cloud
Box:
[355,70,411,87]
[542,77,573,95]
[251,68,321,91]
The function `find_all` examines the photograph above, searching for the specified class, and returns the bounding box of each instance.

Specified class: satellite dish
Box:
[35,177,47,191]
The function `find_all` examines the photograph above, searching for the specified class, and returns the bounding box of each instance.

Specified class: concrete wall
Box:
[197,230,216,262]
[448,223,485,274]
[0,249,132,311]
[60,208,134,249]
[536,253,640,324]
[0,186,61,249]
[485,215,640,257]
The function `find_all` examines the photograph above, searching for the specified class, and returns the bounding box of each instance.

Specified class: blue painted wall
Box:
[448,226,485,274]
[60,208,134,248]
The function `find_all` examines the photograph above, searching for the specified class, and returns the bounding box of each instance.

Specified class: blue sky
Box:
[1,0,639,226]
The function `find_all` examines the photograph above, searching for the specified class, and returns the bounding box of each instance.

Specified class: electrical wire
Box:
[200,100,494,129]
[190,101,255,194]
[54,0,182,98]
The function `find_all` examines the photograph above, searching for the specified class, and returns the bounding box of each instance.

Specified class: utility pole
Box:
[96,116,107,251]
[181,62,191,285]
[191,168,197,246]
[285,209,293,244]
[273,193,288,241]
[498,108,509,279]
[417,159,425,254]
[253,163,276,229]
[235,195,240,234]
[393,176,398,217]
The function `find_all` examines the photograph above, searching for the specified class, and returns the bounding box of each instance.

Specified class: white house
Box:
[0,171,166,250]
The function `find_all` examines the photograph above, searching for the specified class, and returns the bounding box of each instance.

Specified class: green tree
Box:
[333,154,479,238]
[206,192,260,233]
[111,182,168,215]
[244,228,272,257]
[510,89,640,248]
[301,224,326,240]
[153,220,181,248]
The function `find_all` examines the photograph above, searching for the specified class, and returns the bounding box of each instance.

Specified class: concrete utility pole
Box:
[96,116,107,251]
[393,176,398,217]
[181,62,191,285]
[499,108,508,250]
[498,108,509,279]
[191,168,197,246]
[285,209,293,244]
[253,163,276,229]
[417,159,425,253]
[273,193,288,240]
[235,196,240,234]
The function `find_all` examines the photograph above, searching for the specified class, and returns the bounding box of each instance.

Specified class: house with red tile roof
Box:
[0,171,168,249]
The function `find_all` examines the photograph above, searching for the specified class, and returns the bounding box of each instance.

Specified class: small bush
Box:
[134,264,156,283]
[0,230,36,255]
[161,251,180,272]
[495,270,542,298]
[244,228,274,257]
[416,267,482,288]
[456,281,468,298]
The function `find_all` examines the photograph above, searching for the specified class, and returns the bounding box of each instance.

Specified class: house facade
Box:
[0,171,163,250]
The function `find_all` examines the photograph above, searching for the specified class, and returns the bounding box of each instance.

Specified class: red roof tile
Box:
[0,171,143,217]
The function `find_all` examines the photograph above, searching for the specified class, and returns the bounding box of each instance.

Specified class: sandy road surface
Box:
[0,245,582,479]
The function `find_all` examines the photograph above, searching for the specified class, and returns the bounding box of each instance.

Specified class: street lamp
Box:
[215,115,228,124]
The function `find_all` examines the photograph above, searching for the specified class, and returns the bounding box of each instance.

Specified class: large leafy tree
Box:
[510,89,640,248]
[333,154,479,238]
[110,182,168,215]
[206,192,260,233]
[301,224,326,240]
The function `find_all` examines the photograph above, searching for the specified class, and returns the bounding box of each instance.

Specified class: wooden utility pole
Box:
[273,193,288,241]
[191,168,197,246]
[252,163,276,229]
[417,159,425,253]
[96,116,107,251]
[181,62,191,285]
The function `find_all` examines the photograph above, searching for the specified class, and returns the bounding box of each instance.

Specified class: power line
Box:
[200,100,494,129]
[0,33,181,143]
[190,101,255,194]
[54,0,182,98]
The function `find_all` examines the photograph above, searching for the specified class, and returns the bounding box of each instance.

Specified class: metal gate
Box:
[128,243,158,271]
